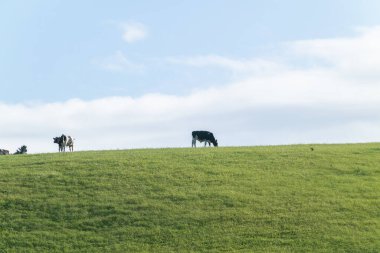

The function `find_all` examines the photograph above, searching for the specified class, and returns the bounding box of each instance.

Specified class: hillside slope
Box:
[0,144,379,252]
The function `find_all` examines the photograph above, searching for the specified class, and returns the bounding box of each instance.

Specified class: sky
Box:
[1,0,380,153]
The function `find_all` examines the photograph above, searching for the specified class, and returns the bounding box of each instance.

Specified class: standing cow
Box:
[192,131,218,147]
[66,136,74,152]
[0,149,9,155]
[53,134,74,152]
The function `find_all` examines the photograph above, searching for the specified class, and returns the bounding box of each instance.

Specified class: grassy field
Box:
[0,144,379,252]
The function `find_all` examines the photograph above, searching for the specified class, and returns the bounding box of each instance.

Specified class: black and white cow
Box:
[53,135,67,152]
[0,149,9,155]
[192,131,218,147]
[53,134,74,152]
[66,136,74,152]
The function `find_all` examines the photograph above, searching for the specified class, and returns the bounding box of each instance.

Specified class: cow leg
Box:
[192,136,198,148]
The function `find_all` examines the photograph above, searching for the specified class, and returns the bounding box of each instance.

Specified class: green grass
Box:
[0,144,379,252]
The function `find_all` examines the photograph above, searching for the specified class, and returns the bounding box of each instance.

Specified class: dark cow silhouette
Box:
[0,149,9,155]
[54,135,67,152]
[14,145,27,155]
[192,131,218,147]
[53,134,74,152]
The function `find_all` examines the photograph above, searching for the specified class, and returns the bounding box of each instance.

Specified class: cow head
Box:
[213,139,218,147]
[53,137,60,144]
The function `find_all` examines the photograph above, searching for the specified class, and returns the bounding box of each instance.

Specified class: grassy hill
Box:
[0,144,379,252]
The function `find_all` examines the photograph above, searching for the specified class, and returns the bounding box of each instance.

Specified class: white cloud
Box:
[167,55,283,73]
[289,25,380,78]
[1,72,379,153]
[2,26,380,153]
[120,21,148,43]
[95,51,145,73]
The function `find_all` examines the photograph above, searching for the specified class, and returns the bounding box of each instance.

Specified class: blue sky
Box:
[1,1,380,152]
[2,0,380,102]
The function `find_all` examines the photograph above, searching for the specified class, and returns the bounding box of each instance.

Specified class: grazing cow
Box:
[53,134,74,152]
[192,131,218,147]
[0,149,10,155]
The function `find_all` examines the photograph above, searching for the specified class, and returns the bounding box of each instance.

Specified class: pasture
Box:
[0,144,379,252]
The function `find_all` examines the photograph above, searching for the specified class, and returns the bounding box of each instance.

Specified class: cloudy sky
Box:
[1,0,380,153]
